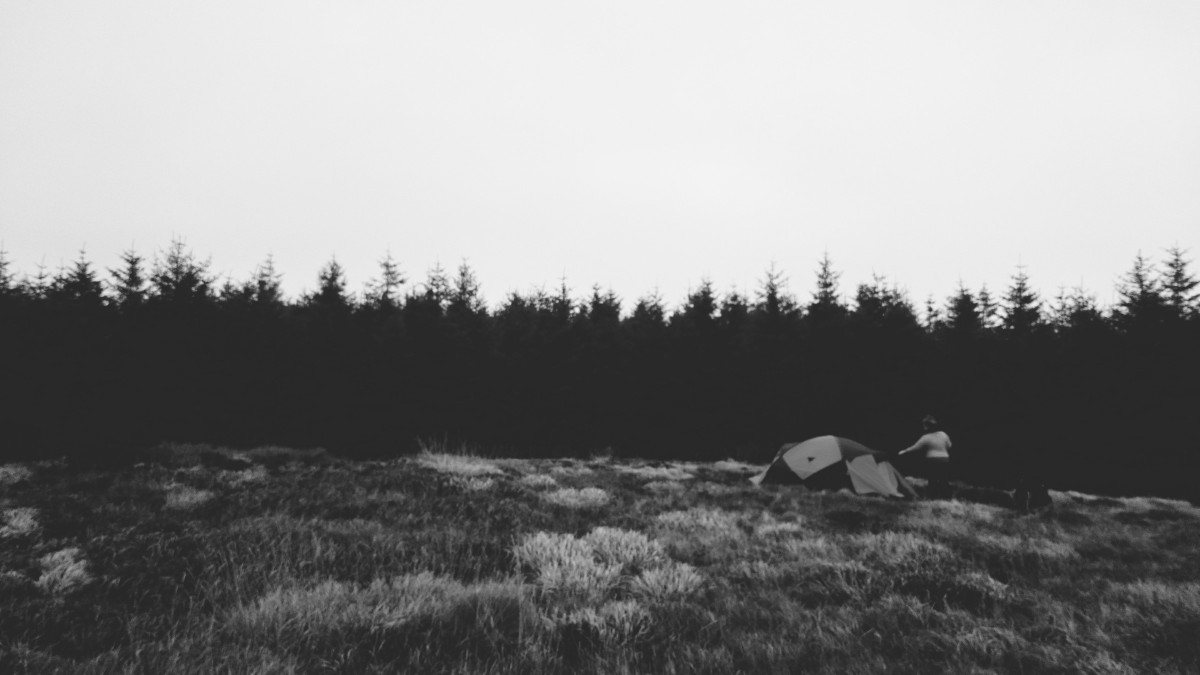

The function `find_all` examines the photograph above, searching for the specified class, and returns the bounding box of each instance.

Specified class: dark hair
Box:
[922,415,940,431]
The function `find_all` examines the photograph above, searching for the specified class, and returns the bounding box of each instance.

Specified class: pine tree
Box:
[756,263,798,320]
[674,279,718,329]
[1001,266,1042,335]
[305,258,352,310]
[218,277,255,306]
[24,262,52,300]
[923,295,942,332]
[1160,246,1198,319]
[418,262,452,310]
[252,255,285,308]
[977,284,999,331]
[50,249,105,307]
[0,246,15,297]
[448,261,484,315]
[1049,286,1101,332]
[586,285,621,325]
[107,249,147,311]
[806,253,846,321]
[1115,251,1166,329]
[364,252,405,311]
[945,283,982,335]
[543,276,574,325]
[854,275,920,331]
[720,289,750,330]
[150,238,214,306]
[630,291,666,327]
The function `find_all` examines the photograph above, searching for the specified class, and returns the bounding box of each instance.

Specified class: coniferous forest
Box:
[1,241,1198,499]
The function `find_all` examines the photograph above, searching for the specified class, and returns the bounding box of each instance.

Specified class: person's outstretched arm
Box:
[898,436,929,456]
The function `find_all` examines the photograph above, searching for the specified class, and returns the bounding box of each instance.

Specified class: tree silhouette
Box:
[1115,251,1166,330]
[108,249,148,312]
[364,252,405,312]
[251,255,285,309]
[305,258,352,310]
[806,253,846,322]
[1001,266,1042,336]
[150,239,214,308]
[0,247,17,298]
[0,245,1197,498]
[48,250,105,308]
[1160,246,1198,320]
[944,283,982,336]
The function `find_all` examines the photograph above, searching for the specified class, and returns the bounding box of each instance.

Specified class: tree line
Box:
[1,241,1198,498]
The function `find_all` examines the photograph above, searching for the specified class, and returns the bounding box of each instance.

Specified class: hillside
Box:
[2,445,1198,674]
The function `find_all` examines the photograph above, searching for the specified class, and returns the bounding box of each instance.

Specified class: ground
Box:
[2,443,1199,674]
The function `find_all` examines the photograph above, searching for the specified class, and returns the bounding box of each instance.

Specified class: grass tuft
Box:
[35,547,92,594]
[0,463,34,485]
[1,507,40,538]
[543,487,611,508]
[417,450,503,477]
[164,484,216,509]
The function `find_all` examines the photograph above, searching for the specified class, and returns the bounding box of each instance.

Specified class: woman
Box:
[898,415,952,498]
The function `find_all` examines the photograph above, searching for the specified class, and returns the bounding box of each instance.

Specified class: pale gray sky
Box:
[2,0,1198,309]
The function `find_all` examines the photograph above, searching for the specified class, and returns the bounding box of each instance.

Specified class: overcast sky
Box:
[2,0,1198,310]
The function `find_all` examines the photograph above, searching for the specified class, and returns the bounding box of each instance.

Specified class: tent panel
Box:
[780,436,843,479]
[878,461,919,498]
[834,437,881,460]
[846,455,901,497]
[800,461,852,491]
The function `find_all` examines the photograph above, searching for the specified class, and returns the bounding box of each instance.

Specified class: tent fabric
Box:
[750,435,917,498]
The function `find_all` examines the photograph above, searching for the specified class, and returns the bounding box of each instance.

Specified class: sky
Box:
[2,0,1199,311]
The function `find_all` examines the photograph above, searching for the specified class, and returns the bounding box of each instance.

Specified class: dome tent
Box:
[750,435,917,498]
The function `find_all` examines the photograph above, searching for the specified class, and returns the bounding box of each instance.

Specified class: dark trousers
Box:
[922,457,952,497]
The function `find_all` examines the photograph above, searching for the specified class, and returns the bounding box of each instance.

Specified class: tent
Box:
[749,435,917,499]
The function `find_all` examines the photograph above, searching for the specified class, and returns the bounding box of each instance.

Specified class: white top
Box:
[899,431,952,460]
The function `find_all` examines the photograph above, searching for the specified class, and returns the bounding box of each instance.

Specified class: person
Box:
[898,415,952,498]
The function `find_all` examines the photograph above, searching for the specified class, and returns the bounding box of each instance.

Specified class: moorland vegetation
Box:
[2,445,1199,674]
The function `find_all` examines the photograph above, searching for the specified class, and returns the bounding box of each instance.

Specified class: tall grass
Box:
[1,448,1197,674]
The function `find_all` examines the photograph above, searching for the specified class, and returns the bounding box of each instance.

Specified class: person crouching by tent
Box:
[897,415,953,498]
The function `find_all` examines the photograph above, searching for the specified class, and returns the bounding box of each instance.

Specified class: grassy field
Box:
[2,444,1199,674]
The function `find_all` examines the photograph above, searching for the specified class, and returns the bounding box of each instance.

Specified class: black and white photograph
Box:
[2,1,1199,672]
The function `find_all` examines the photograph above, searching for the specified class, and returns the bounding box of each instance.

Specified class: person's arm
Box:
[898,435,929,456]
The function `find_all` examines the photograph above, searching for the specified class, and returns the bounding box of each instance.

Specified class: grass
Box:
[1,448,1199,674]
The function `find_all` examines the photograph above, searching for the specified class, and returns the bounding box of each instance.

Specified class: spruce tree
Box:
[1050,286,1104,333]
[107,249,147,312]
[1160,246,1198,319]
[306,258,352,310]
[0,247,15,297]
[756,263,798,320]
[806,253,846,321]
[252,255,285,308]
[977,284,999,331]
[674,279,718,330]
[448,261,484,316]
[1001,266,1042,335]
[720,289,750,331]
[586,285,621,325]
[418,262,452,310]
[1115,251,1166,329]
[542,276,574,325]
[364,252,405,311]
[923,295,942,332]
[945,283,982,335]
[629,291,666,327]
[24,262,52,300]
[50,250,105,307]
[150,238,214,307]
[854,275,919,332]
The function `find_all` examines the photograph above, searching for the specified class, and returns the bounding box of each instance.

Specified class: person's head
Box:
[921,415,940,432]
